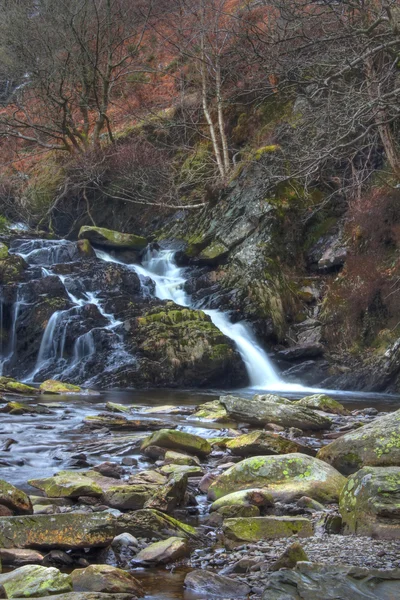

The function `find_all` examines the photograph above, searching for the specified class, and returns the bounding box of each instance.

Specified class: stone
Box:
[0,513,115,549]
[71,565,143,595]
[135,537,189,564]
[141,429,211,457]
[84,414,164,430]
[102,485,153,510]
[116,509,199,540]
[210,489,274,512]
[217,505,260,518]
[340,466,400,539]
[270,542,309,571]
[317,408,400,475]
[184,570,250,598]
[10,595,135,600]
[164,451,200,466]
[76,239,95,257]
[277,344,324,360]
[0,242,8,260]
[0,565,72,597]
[28,471,103,498]
[225,430,314,456]
[40,380,82,394]
[78,226,148,250]
[262,562,400,599]
[295,394,349,415]
[0,377,39,395]
[104,402,130,414]
[143,472,187,512]
[0,479,33,515]
[220,395,331,430]
[0,548,44,566]
[158,464,203,478]
[223,516,313,542]
[111,533,139,549]
[192,400,230,422]
[208,453,346,503]
[92,462,124,479]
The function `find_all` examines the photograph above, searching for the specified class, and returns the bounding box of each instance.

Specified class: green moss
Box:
[39,380,81,394]
[78,226,147,250]
[253,145,280,160]
[0,242,8,260]
[223,516,313,542]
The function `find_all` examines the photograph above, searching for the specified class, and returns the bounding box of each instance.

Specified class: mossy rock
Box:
[0,242,8,260]
[270,542,309,571]
[141,429,211,458]
[339,466,400,539]
[0,255,27,284]
[105,402,130,413]
[0,377,39,395]
[225,430,314,457]
[0,565,72,597]
[295,394,349,415]
[317,409,400,475]
[164,451,200,466]
[192,400,230,422]
[28,471,103,498]
[135,536,189,565]
[71,564,143,595]
[211,489,274,512]
[117,509,199,540]
[78,226,147,250]
[208,453,346,504]
[0,513,115,549]
[102,485,153,511]
[217,504,260,518]
[40,380,82,394]
[0,479,33,515]
[158,464,203,478]
[223,516,313,542]
[76,239,95,257]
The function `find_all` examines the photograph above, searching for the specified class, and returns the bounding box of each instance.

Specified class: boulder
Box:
[141,429,211,458]
[317,408,400,475]
[223,516,313,542]
[135,537,189,565]
[158,464,203,478]
[340,466,400,539]
[102,485,153,511]
[0,242,8,259]
[277,344,324,360]
[164,451,200,466]
[10,595,135,600]
[211,489,274,512]
[220,395,331,430]
[28,471,103,498]
[39,380,82,394]
[78,226,147,250]
[208,454,346,503]
[225,430,314,457]
[143,472,187,512]
[0,513,115,549]
[71,565,143,595]
[294,394,349,415]
[0,565,72,597]
[0,479,33,515]
[0,377,39,395]
[116,509,199,540]
[192,400,230,422]
[270,542,309,571]
[262,562,400,599]
[84,414,165,431]
[184,570,250,598]
[0,548,44,566]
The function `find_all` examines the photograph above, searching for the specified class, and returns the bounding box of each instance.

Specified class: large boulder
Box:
[141,429,211,458]
[220,394,331,430]
[0,513,115,549]
[262,562,400,600]
[184,570,250,598]
[340,466,400,539]
[0,565,72,597]
[0,479,33,515]
[317,409,400,475]
[78,226,147,250]
[208,454,346,503]
[223,516,313,542]
[225,430,314,457]
[39,380,82,394]
[71,565,143,595]
[28,471,103,499]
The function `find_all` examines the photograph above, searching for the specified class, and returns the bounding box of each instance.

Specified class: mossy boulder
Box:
[211,489,274,512]
[143,472,187,513]
[225,430,314,457]
[0,377,39,395]
[102,485,153,511]
[141,429,211,458]
[164,451,200,466]
[117,509,199,540]
[0,513,115,549]
[29,471,103,498]
[270,542,309,571]
[39,380,82,394]
[208,453,346,503]
[0,254,27,284]
[192,400,230,422]
[0,479,33,515]
[339,466,400,539]
[78,226,147,250]
[71,565,143,594]
[317,409,400,475]
[0,242,8,260]
[135,536,189,565]
[0,565,72,597]
[105,402,130,414]
[294,394,349,415]
[220,394,331,430]
[158,464,203,478]
[223,516,313,542]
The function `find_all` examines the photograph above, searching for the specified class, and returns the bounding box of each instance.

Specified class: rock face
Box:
[78,226,148,250]
[220,395,331,430]
[262,562,400,600]
[141,429,211,457]
[184,570,250,598]
[208,454,346,503]
[317,409,400,475]
[340,466,400,539]
[0,565,72,597]
[223,516,313,542]
[0,479,33,515]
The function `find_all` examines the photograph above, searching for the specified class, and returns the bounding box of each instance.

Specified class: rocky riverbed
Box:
[0,378,398,598]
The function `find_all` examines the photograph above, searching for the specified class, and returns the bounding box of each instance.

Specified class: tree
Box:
[0,0,153,153]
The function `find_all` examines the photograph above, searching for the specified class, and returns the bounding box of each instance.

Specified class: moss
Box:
[78,226,147,250]
[253,145,280,160]
[0,216,10,233]
[199,241,228,261]
[0,378,38,395]
[223,516,313,542]
[0,242,8,260]
[39,380,81,394]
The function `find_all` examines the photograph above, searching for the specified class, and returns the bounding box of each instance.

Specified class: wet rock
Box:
[340,466,400,539]
[104,403,130,414]
[0,254,27,284]
[198,473,217,493]
[225,430,315,457]
[0,242,8,259]
[135,536,189,565]
[42,550,74,568]
[192,400,230,422]
[277,344,324,361]
[223,516,313,542]
[141,429,211,458]
[92,462,124,479]
[208,454,346,503]
[0,377,39,395]
[71,564,143,595]
[262,562,400,599]
[0,401,51,415]
[28,594,134,599]
[0,548,44,566]
[39,380,82,394]
[111,533,139,549]
[29,471,103,499]
[271,542,309,571]
[184,569,250,598]
[221,395,331,430]
[158,464,203,478]
[76,239,95,257]
[0,479,33,515]
[0,565,72,597]
[294,394,349,415]
[84,414,165,431]
[211,489,274,512]
[317,408,400,475]
[0,513,115,549]
[102,485,153,511]
[117,509,199,540]
[78,226,147,250]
